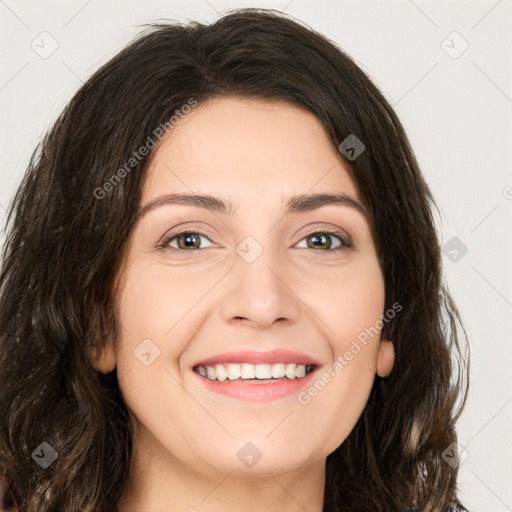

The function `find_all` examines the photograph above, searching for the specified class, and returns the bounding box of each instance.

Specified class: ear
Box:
[87,334,117,374]
[376,339,395,378]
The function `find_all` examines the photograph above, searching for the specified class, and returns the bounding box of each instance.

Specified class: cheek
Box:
[294,255,384,449]
[113,261,195,395]
[117,259,207,341]
[328,255,385,386]
[114,256,221,381]
[301,252,385,350]
[113,261,199,438]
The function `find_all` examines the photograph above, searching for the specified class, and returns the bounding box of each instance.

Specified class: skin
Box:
[91,96,395,512]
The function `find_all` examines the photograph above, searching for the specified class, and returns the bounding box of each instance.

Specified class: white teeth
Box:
[295,364,306,378]
[241,363,256,379]
[285,363,296,379]
[271,363,286,379]
[227,364,241,380]
[255,364,272,379]
[198,362,314,382]
[215,364,227,382]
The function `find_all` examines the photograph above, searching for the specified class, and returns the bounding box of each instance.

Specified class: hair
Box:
[0,7,469,512]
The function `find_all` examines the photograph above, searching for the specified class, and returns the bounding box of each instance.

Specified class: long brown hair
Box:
[0,8,469,511]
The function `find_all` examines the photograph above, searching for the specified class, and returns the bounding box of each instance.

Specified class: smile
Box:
[191,350,321,401]
[194,362,316,382]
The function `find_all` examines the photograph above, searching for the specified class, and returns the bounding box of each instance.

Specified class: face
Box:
[96,96,394,479]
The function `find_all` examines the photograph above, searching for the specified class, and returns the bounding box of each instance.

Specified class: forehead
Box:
[142,96,359,205]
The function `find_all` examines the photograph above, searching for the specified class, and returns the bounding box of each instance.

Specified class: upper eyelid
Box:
[160,220,352,238]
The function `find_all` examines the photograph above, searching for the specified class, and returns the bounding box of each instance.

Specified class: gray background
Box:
[1,0,511,510]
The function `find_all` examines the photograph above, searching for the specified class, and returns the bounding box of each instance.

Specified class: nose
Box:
[219,248,301,330]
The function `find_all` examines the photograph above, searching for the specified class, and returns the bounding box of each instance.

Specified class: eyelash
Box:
[157,229,353,254]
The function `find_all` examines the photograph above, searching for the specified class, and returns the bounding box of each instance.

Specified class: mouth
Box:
[193,362,317,382]
[191,350,321,401]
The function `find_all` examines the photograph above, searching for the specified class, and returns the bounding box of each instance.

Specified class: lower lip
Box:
[193,370,317,402]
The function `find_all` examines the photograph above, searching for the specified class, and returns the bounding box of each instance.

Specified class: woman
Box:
[0,8,469,512]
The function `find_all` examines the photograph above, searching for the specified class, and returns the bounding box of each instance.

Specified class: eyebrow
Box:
[135,192,369,222]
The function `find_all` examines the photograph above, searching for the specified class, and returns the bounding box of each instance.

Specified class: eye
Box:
[158,229,352,254]
[159,230,213,252]
[295,231,352,253]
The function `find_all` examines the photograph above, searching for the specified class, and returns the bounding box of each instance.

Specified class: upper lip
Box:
[193,349,322,368]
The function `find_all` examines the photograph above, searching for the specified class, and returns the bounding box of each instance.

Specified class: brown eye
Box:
[164,231,213,251]
[307,233,333,250]
[177,233,201,250]
[297,231,352,252]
